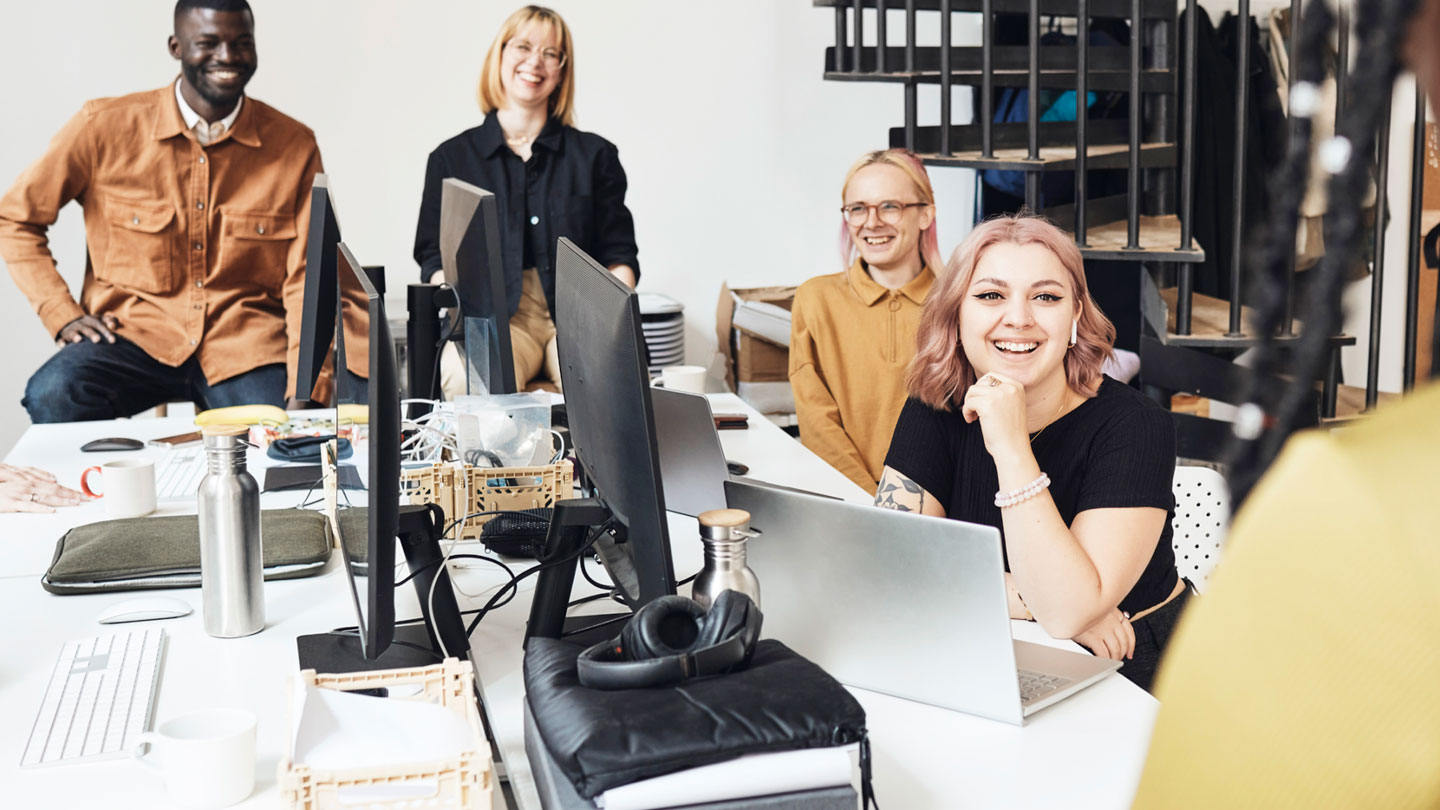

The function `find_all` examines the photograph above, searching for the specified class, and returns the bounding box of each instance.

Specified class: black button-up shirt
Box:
[414,114,640,319]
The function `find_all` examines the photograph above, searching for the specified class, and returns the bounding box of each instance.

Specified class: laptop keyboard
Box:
[1018,669,1073,706]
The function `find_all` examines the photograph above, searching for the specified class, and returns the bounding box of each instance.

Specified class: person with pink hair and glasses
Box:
[876,213,1185,692]
[788,149,944,494]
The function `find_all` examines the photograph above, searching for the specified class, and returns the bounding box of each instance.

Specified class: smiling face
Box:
[169,8,256,116]
[843,164,934,274]
[959,241,1079,391]
[499,21,563,110]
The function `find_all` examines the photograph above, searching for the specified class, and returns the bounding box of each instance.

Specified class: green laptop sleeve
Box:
[42,508,334,595]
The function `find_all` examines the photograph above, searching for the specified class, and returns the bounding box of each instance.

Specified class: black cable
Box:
[559,612,630,639]
[567,591,614,608]
[461,520,614,636]
[394,553,514,587]
[580,550,612,591]
[428,301,460,400]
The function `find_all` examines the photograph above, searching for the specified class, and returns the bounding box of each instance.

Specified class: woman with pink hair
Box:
[877,213,1184,692]
[788,149,943,493]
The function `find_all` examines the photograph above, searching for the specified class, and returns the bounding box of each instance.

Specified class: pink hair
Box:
[836,149,944,273]
[906,213,1116,409]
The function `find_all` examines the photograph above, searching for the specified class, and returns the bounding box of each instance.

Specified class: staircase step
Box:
[825,67,1173,92]
[824,46,1174,87]
[913,141,1174,172]
[900,121,1144,154]
[1071,217,1205,263]
[814,0,1177,20]
[1158,287,1357,348]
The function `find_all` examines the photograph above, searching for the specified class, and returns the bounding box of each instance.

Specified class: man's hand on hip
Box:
[56,313,119,347]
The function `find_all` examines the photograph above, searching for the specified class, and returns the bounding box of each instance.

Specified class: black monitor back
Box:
[440,178,516,395]
[339,242,401,658]
[554,238,675,607]
[297,174,340,401]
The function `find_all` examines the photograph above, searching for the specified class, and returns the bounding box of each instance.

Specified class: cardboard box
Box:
[715,284,796,392]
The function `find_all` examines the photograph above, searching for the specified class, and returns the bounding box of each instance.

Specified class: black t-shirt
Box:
[884,376,1178,614]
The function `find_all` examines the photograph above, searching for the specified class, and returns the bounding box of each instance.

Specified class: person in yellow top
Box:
[789,149,943,493]
[1134,0,1440,805]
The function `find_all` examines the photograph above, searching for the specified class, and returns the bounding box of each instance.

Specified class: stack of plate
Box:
[637,292,684,376]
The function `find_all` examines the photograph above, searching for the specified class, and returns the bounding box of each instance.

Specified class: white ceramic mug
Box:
[652,365,708,394]
[132,708,257,809]
[80,458,156,518]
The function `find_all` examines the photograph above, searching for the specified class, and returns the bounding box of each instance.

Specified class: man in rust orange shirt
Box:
[0,0,324,422]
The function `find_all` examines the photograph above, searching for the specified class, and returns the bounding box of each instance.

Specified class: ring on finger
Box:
[986,375,999,388]
[29,492,39,503]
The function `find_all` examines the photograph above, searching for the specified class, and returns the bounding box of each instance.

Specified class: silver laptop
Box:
[725,479,1121,725]
[650,388,730,517]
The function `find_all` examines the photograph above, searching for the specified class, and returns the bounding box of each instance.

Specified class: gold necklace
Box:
[1028,390,1071,444]
[505,131,534,146]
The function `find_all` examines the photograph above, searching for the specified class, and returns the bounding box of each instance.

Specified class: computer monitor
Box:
[440,178,516,395]
[552,237,677,607]
[295,242,469,672]
[296,173,340,403]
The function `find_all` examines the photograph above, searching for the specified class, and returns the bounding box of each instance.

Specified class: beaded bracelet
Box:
[994,472,1051,508]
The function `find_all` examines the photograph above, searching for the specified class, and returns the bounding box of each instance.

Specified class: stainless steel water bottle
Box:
[197,424,264,638]
[692,508,761,610]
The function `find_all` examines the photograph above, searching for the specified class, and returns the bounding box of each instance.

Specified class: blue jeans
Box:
[23,336,286,423]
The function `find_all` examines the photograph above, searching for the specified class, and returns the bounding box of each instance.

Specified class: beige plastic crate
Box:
[279,659,493,810]
[401,460,573,542]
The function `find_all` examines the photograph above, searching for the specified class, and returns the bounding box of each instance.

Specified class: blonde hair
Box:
[838,149,944,273]
[477,6,576,127]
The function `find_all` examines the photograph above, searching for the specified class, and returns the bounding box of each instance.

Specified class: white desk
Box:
[0,396,1157,810]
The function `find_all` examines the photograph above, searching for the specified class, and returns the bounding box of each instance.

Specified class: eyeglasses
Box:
[505,39,566,69]
[841,200,929,226]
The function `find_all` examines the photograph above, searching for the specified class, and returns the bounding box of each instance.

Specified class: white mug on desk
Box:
[652,365,708,394]
[132,708,257,809]
[80,459,156,518]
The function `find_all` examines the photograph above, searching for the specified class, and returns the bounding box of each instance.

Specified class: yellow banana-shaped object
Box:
[337,403,370,425]
[194,404,290,427]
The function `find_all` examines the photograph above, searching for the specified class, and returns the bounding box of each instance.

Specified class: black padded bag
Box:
[525,636,870,800]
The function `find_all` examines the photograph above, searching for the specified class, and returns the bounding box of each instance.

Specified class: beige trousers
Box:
[440,268,560,399]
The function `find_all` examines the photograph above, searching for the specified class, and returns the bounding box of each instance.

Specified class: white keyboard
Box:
[22,627,166,767]
[1018,669,1073,706]
[155,445,207,500]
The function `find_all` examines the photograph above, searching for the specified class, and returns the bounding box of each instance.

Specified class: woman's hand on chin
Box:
[961,371,1030,458]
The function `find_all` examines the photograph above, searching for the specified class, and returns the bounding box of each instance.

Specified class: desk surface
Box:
[1,395,1157,810]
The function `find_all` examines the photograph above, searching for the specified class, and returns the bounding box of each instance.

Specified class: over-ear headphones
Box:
[576,590,762,690]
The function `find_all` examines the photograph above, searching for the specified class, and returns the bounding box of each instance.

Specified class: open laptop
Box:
[725,479,1121,725]
[651,387,837,517]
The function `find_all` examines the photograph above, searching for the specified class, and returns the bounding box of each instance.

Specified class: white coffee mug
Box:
[80,458,156,518]
[132,708,257,810]
[653,365,708,394]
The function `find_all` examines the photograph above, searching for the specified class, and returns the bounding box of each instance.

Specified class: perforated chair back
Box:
[1170,465,1231,593]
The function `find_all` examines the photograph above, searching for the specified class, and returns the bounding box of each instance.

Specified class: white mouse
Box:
[98,596,193,625]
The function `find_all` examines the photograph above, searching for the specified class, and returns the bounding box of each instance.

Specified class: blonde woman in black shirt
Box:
[415,5,639,393]
[877,214,1184,692]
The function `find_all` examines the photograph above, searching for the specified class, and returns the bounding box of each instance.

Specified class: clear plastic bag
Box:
[453,393,552,468]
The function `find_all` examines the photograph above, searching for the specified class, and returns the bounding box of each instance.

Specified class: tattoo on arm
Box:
[875,469,925,513]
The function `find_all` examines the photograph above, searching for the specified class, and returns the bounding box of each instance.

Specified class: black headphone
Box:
[576,590,762,690]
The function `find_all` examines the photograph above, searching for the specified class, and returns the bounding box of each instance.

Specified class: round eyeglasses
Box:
[506,39,566,69]
[841,200,929,226]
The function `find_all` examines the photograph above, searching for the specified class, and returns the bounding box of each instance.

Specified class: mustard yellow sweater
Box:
[788,259,933,493]
[1133,382,1440,809]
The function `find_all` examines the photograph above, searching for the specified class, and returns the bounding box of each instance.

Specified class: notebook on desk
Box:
[725,479,1121,726]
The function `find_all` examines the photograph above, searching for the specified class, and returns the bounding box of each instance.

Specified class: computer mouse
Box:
[727,460,750,476]
[97,596,193,625]
[81,437,145,452]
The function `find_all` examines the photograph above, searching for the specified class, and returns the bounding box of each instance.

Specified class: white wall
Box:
[0,1,977,455]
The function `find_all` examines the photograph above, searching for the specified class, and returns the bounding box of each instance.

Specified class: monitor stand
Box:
[297,504,471,674]
[525,498,633,647]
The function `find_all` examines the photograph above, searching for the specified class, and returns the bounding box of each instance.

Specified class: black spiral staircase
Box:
[816,0,1432,463]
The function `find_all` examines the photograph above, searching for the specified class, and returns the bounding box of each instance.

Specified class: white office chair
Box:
[1170,465,1231,594]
